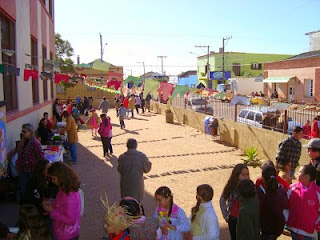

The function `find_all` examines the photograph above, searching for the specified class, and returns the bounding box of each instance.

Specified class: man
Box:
[146,93,152,112]
[304,138,320,186]
[98,96,110,115]
[276,126,304,179]
[76,95,81,108]
[43,112,53,130]
[60,111,78,164]
[118,139,152,201]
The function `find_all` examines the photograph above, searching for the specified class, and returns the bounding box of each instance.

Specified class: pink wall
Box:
[30,0,38,38]
[0,0,16,20]
[41,6,47,47]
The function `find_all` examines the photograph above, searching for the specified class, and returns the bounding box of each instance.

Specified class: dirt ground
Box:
[73,108,290,240]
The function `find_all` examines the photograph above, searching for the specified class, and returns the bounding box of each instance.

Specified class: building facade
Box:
[177,70,197,88]
[196,52,293,89]
[0,0,55,150]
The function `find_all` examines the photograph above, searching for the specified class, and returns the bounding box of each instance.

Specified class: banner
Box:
[0,101,7,178]
[158,82,174,101]
[171,85,189,98]
[92,59,111,72]
[143,79,160,100]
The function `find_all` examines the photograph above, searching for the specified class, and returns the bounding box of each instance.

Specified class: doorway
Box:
[289,85,295,102]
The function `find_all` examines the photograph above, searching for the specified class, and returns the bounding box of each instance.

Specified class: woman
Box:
[16,123,45,203]
[53,98,62,122]
[37,118,52,145]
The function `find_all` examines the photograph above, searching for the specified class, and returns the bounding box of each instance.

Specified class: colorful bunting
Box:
[24,69,38,81]
[158,82,174,101]
[92,59,111,72]
[143,79,160,100]
[171,85,189,98]
[54,73,69,83]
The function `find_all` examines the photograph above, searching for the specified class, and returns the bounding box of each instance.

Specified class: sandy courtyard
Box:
[72,108,290,240]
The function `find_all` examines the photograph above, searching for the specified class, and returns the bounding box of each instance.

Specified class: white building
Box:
[306,30,320,51]
[0,0,55,151]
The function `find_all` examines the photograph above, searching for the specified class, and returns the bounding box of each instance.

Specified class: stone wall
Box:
[152,102,310,166]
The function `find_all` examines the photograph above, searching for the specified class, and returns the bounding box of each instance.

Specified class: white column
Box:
[16,0,32,111]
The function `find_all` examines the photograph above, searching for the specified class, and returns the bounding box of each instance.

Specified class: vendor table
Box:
[41,145,65,163]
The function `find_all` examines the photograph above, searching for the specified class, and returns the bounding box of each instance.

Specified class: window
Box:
[239,110,248,118]
[31,38,39,104]
[256,113,263,123]
[251,63,262,70]
[50,52,54,99]
[49,0,53,18]
[42,46,48,100]
[273,83,278,92]
[232,63,241,76]
[41,0,46,6]
[1,12,17,111]
[246,111,255,121]
[305,79,313,97]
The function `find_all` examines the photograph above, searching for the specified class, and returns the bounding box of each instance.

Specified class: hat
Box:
[303,138,320,149]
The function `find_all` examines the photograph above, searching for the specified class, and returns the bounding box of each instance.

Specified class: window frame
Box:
[50,52,54,99]
[1,11,17,112]
[31,37,39,104]
[42,45,48,101]
[305,79,313,97]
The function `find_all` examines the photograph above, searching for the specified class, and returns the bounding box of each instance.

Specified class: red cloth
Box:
[46,120,53,130]
[230,197,240,217]
[123,98,129,108]
[54,73,69,83]
[303,124,312,139]
[158,82,174,101]
[108,231,130,240]
[311,120,319,138]
[107,80,121,90]
[24,69,38,81]
[256,176,290,193]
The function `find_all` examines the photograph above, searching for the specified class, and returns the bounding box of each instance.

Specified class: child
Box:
[101,197,136,240]
[16,204,50,240]
[118,104,127,129]
[236,179,260,240]
[43,112,53,130]
[303,120,312,139]
[42,162,81,240]
[114,98,120,117]
[153,186,190,240]
[134,95,141,114]
[219,164,249,240]
[286,165,320,239]
[86,109,100,137]
[189,184,219,240]
[128,95,135,118]
[259,166,288,239]
[98,114,113,157]
[120,197,158,240]
[276,159,292,185]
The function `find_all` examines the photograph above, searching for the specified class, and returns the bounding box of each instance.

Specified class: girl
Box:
[134,95,141,114]
[15,204,50,240]
[86,109,100,137]
[128,95,135,118]
[303,120,311,139]
[236,179,260,240]
[189,184,219,240]
[37,118,52,145]
[119,197,158,240]
[153,186,190,240]
[42,162,81,240]
[98,114,113,157]
[101,197,136,240]
[311,117,319,138]
[219,163,249,240]
[276,159,292,185]
[259,166,288,240]
[286,165,320,239]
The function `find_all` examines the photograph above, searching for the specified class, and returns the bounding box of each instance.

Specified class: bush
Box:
[242,147,261,167]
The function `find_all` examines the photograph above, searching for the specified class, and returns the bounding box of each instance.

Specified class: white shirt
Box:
[192,201,220,240]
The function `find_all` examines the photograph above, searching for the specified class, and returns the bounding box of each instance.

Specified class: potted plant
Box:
[242,147,262,168]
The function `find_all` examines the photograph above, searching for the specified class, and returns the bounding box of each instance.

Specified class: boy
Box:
[118,104,127,129]
[43,112,53,130]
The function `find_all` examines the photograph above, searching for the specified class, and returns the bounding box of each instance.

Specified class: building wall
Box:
[308,31,320,51]
[151,102,310,166]
[0,0,55,151]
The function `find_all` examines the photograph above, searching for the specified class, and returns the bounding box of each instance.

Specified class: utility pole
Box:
[222,36,232,83]
[195,45,210,88]
[137,61,145,79]
[157,56,167,81]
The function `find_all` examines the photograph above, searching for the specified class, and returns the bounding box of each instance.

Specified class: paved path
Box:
[73,108,290,240]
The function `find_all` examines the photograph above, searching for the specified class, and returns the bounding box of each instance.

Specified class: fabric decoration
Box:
[107,80,121,90]
[0,64,5,73]
[171,85,189,98]
[143,79,160,100]
[41,72,53,80]
[24,69,38,81]
[158,82,174,101]
[124,76,142,86]
[92,59,111,72]
[8,66,20,76]
[54,73,69,83]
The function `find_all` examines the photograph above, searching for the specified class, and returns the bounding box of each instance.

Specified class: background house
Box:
[177,70,197,88]
[140,71,169,81]
[196,51,293,89]
[0,0,55,151]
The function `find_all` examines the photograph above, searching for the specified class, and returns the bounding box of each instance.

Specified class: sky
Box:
[55,0,320,77]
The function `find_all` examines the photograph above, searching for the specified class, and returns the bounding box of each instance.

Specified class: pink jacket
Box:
[98,118,112,138]
[287,181,320,235]
[50,189,81,240]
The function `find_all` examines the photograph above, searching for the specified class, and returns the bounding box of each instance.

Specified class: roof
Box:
[286,50,320,60]
[305,29,320,35]
[178,70,197,78]
[197,51,292,59]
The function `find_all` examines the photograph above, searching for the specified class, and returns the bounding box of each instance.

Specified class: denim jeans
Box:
[18,172,32,203]
[291,231,314,240]
[69,143,77,162]
[228,216,237,240]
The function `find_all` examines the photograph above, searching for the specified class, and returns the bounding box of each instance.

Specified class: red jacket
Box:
[123,99,129,108]
[311,120,319,138]
[303,124,311,139]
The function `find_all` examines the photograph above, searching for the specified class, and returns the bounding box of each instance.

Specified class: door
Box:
[289,85,295,102]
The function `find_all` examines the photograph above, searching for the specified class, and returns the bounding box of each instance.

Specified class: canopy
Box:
[92,59,111,72]
[263,77,295,83]
[124,76,142,86]
[172,85,189,98]
[143,79,160,100]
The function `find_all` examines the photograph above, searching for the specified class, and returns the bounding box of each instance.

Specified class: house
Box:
[263,30,320,103]
[177,70,197,88]
[0,0,55,151]
[196,50,293,89]
[140,71,169,81]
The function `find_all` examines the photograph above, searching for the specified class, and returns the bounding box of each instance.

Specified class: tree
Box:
[55,33,75,73]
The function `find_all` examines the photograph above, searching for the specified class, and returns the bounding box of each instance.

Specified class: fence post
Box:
[205,97,207,114]
[234,104,238,122]
[184,98,186,110]
[283,110,288,134]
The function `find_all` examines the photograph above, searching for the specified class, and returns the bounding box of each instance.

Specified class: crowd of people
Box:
[3,92,320,240]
